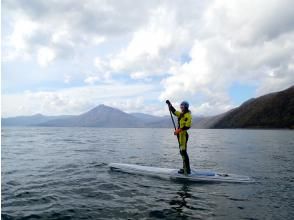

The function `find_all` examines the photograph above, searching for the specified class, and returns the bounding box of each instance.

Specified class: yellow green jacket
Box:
[173,110,192,130]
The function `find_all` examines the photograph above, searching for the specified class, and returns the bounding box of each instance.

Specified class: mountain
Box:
[130,113,161,123]
[1,114,72,126]
[2,106,212,128]
[213,86,294,128]
[39,104,144,127]
[144,116,173,128]
[2,86,293,128]
[144,115,219,128]
[191,114,229,128]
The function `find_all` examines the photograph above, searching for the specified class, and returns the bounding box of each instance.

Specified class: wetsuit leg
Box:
[179,132,191,174]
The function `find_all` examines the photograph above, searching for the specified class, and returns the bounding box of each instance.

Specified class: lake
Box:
[1,127,294,219]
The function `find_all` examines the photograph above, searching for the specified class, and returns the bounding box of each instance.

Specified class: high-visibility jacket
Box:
[173,110,192,130]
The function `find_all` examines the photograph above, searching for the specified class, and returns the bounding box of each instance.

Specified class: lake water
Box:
[1,127,294,220]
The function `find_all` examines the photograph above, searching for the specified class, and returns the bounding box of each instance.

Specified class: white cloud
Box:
[84,76,100,85]
[85,56,112,84]
[159,0,294,114]
[2,83,156,117]
[8,15,38,50]
[2,14,38,61]
[2,0,294,117]
[51,29,72,45]
[105,96,145,112]
[108,5,193,77]
[93,57,109,74]
[37,46,56,67]
[130,72,151,81]
[2,0,156,65]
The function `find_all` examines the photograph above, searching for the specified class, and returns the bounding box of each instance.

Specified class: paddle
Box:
[166,100,179,145]
[167,103,177,130]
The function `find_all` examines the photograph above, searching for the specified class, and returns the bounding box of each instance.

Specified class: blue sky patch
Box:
[229,82,257,106]
[180,53,192,64]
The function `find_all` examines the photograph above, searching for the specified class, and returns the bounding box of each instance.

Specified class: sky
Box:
[2,0,294,117]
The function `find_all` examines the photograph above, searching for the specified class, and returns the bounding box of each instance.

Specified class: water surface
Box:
[2,127,294,219]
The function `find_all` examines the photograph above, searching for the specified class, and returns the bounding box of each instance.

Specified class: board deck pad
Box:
[109,163,253,183]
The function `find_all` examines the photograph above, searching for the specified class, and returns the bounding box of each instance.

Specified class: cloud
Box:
[108,3,202,77]
[2,0,294,117]
[130,72,152,82]
[105,96,144,112]
[159,0,294,114]
[2,83,156,117]
[2,0,157,65]
[37,46,56,67]
[84,76,100,85]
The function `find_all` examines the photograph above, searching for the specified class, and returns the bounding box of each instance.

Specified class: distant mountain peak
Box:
[86,104,123,113]
[98,104,106,107]
[98,104,116,109]
[33,113,45,117]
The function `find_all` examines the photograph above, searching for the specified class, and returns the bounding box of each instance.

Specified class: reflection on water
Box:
[170,185,192,212]
[148,185,194,219]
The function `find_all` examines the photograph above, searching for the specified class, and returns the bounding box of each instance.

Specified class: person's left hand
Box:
[174,128,182,135]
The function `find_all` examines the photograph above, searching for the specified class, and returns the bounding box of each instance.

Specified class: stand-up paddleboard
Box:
[109,163,253,183]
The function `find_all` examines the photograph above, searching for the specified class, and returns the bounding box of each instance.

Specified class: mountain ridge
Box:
[37,104,144,127]
[213,85,294,128]
[2,86,293,129]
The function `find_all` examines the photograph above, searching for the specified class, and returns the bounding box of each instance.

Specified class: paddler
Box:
[166,100,192,174]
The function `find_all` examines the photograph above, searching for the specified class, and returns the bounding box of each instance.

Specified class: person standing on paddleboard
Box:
[166,100,192,174]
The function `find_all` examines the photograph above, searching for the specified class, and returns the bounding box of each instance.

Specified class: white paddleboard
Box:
[109,163,253,183]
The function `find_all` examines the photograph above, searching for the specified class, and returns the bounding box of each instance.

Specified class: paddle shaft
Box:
[167,105,180,148]
[168,108,177,131]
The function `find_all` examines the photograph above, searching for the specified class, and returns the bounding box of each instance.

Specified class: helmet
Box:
[180,101,189,109]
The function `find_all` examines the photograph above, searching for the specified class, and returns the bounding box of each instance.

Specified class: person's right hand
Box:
[174,128,182,135]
